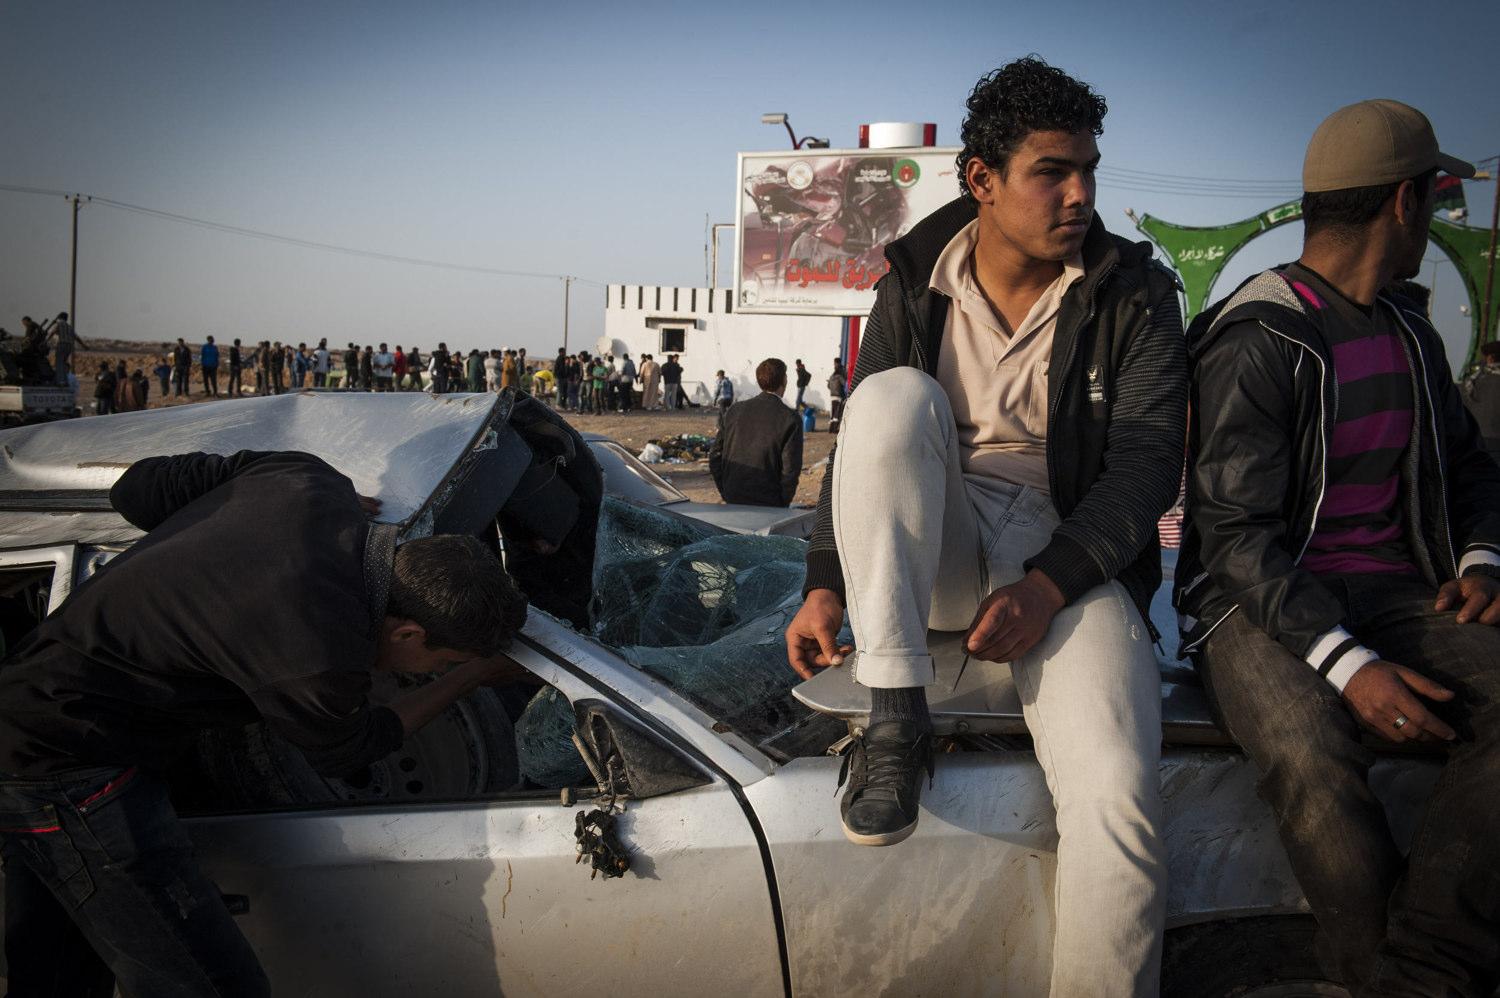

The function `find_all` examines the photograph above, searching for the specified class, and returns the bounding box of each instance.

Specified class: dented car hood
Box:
[0,391,563,550]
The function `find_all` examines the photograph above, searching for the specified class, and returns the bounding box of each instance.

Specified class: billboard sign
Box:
[733,147,961,315]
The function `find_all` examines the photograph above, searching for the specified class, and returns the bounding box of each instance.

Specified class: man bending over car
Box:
[0,450,529,997]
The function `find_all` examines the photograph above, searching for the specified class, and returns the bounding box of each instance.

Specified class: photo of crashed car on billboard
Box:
[733,147,959,315]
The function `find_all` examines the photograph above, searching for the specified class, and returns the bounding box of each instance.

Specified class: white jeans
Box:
[832,367,1166,997]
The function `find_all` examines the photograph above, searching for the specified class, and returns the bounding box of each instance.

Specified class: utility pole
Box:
[562,276,572,354]
[1484,176,1499,350]
[67,194,90,325]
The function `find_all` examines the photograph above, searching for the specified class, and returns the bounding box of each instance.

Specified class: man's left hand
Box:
[964,569,1066,662]
[357,494,383,517]
[1435,575,1500,625]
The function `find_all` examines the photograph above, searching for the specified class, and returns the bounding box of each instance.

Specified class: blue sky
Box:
[4,0,1496,369]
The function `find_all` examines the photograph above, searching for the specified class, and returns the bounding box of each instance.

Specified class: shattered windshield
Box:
[517,496,842,786]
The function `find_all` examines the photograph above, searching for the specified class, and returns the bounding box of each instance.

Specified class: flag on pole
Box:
[1435,174,1468,220]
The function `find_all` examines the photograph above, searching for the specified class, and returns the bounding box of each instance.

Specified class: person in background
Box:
[618,353,636,413]
[343,343,361,390]
[171,338,192,397]
[1463,340,1500,459]
[374,344,395,391]
[50,312,83,386]
[552,348,570,408]
[359,345,375,392]
[392,345,407,390]
[430,343,451,394]
[712,368,734,427]
[92,362,117,416]
[466,348,485,393]
[603,355,619,412]
[270,342,286,394]
[153,356,172,398]
[405,347,425,392]
[484,349,502,392]
[639,353,660,410]
[227,339,243,397]
[794,359,811,411]
[661,354,683,410]
[199,336,220,397]
[312,339,331,388]
[709,358,801,507]
[827,356,848,433]
[589,353,607,415]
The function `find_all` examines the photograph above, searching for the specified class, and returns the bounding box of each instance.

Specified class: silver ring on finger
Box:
[1393,715,1409,729]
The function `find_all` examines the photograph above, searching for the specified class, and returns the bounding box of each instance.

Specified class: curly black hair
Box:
[957,56,1107,198]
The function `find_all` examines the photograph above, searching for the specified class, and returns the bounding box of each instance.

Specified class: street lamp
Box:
[761,113,829,150]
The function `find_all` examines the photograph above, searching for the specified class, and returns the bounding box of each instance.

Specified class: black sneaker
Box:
[837,720,934,846]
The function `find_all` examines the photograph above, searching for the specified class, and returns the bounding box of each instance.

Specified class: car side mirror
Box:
[570,700,709,800]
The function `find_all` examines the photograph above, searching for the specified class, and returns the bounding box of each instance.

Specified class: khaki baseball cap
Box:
[1303,99,1475,192]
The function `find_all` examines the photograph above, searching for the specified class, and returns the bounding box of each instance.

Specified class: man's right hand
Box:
[1342,660,1456,743]
[786,589,852,680]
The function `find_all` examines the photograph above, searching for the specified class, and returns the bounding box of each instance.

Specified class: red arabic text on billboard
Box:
[733,147,961,315]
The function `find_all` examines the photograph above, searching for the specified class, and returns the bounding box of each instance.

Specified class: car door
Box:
[184,627,788,997]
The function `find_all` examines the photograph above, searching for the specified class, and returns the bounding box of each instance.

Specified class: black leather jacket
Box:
[1175,269,1500,676]
[804,197,1188,630]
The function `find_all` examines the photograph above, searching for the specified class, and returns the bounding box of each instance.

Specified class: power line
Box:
[0,182,604,286]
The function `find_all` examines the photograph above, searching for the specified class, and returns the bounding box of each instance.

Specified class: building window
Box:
[660,327,686,353]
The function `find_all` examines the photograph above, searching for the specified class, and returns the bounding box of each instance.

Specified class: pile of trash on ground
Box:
[637,434,713,464]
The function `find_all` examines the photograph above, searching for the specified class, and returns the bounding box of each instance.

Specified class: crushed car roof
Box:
[0,392,509,548]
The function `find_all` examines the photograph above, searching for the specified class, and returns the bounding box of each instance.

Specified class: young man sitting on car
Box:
[1176,101,1500,995]
[0,449,530,997]
[786,57,1186,995]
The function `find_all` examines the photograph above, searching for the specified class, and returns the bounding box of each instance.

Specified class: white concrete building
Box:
[600,284,846,411]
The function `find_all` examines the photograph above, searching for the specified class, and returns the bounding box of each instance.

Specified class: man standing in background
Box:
[51,312,82,386]
[170,339,192,397]
[312,340,331,388]
[430,343,451,393]
[227,339,243,397]
[199,336,219,397]
[618,353,636,413]
[374,344,395,391]
[661,354,683,410]
[709,358,801,507]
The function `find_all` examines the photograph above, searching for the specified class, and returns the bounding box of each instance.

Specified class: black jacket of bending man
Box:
[709,392,803,507]
[0,451,404,778]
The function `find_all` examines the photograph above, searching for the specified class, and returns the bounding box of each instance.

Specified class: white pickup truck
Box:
[0,383,79,425]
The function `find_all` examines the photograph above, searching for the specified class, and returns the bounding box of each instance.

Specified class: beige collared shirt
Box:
[931,220,1085,495]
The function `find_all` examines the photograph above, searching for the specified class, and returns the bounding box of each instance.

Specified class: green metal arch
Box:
[1133,200,1496,371]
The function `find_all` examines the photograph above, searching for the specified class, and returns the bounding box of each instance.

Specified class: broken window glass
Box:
[516,497,843,787]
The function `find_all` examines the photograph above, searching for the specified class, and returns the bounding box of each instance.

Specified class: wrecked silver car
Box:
[0,389,1441,996]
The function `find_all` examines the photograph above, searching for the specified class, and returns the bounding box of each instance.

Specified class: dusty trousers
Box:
[831,367,1167,996]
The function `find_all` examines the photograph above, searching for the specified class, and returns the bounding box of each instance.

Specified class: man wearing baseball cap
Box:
[1176,99,1500,994]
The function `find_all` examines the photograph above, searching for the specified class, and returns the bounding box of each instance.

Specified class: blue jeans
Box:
[0,765,269,998]
[1198,574,1500,996]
